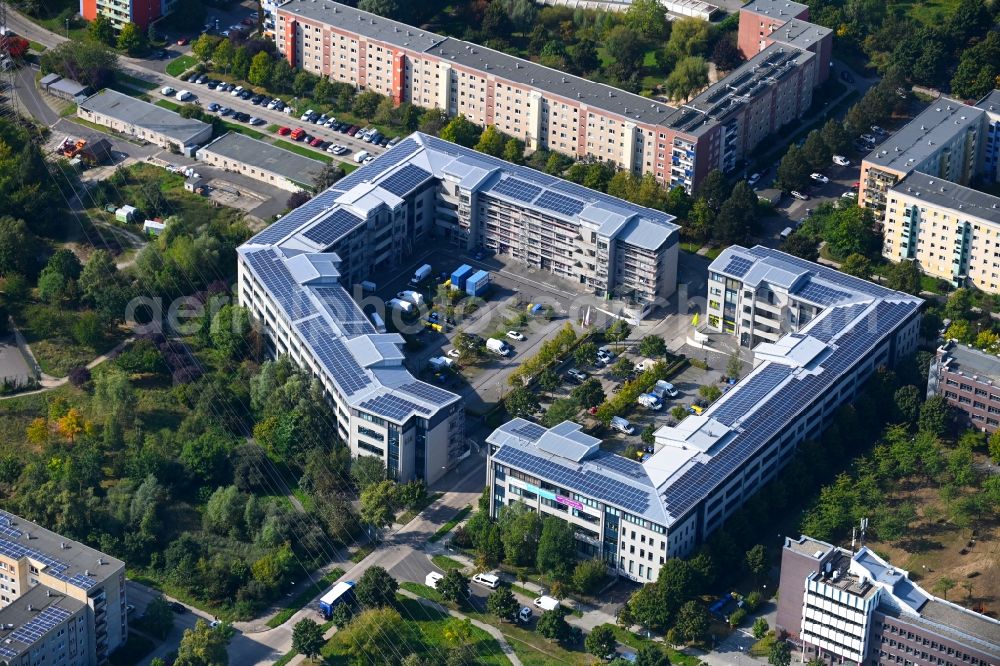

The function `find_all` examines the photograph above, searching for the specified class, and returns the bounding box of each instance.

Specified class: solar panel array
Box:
[333,137,421,193]
[397,381,456,407]
[510,421,547,442]
[747,246,895,297]
[795,279,852,306]
[0,539,95,592]
[5,606,73,652]
[662,299,918,517]
[312,286,376,337]
[494,446,651,514]
[358,393,431,421]
[535,191,586,217]
[302,208,364,247]
[251,189,340,245]
[722,255,754,277]
[808,303,869,343]
[295,319,372,395]
[378,164,432,197]
[244,251,318,321]
[592,451,648,480]
[490,178,542,203]
[711,364,793,426]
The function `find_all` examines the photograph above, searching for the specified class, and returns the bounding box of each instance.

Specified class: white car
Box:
[209,620,221,629]
[300,109,315,121]
[747,173,761,186]
[810,173,829,184]
[841,191,858,199]
[230,86,243,96]
[363,156,375,164]
[266,98,280,109]
[326,143,341,153]
[832,155,850,166]
[446,349,460,359]
[249,117,264,125]
[161,86,176,96]
[790,190,809,200]
[506,331,526,341]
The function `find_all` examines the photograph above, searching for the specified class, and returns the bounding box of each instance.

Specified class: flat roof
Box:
[78,89,210,145]
[278,0,677,126]
[0,586,86,659]
[939,341,1000,384]
[975,89,1000,114]
[0,510,124,590]
[767,17,832,51]
[741,0,808,19]
[199,132,326,187]
[863,99,984,173]
[891,171,1000,225]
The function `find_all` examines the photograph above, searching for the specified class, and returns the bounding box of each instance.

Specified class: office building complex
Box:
[0,511,126,666]
[859,99,985,214]
[79,0,173,30]
[487,247,920,582]
[273,0,829,193]
[777,535,999,666]
[927,340,1000,433]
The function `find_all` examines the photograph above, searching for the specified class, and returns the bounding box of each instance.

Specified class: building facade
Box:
[778,535,1000,666]
[197,132,326,192]
[487,247,920,583]
[737,0,831,85]
[927,340,1000,433]
[79,0,173,30]
[0,511,126,666]
[980,91,1000,185]
[77,89,212,154]
[273,0,828,193]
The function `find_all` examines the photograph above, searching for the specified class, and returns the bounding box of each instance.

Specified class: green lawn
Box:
[224,122,267,140]
[429,505,471,543]
[607,625,701,666]
[266,124,280,133]
[116,72,157,92]
[155,99,181,112]
[28,41,47,52]
[895,0,962,24]
[166,55,198,77]
[16,303,126,377]
[265,568,344,628]
[430,555,466,572]
[273,139,334,164]
[400,581,443,602]
[350,545,374,563]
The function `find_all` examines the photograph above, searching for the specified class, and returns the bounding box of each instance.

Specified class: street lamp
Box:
[65,17,70,37]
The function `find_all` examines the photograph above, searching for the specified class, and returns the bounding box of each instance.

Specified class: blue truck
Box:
[451,264,473,291]
[465,270,491,297]
[319,581,355,619]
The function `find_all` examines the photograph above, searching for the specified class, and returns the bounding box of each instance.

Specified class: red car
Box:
[309,137,323,147]
[277,126,291,136]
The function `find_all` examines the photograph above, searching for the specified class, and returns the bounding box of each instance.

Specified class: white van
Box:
[780,227,794,241]
[533,596,561,611]
[472,573,500,589]
[611,416,635,435]
[425,572,443,589]
[175,90,193,102]
[354,150,371,163]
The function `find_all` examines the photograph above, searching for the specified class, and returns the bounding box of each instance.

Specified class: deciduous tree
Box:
[291,618,324,658]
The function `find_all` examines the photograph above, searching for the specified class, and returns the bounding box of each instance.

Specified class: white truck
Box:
[637,393,662,410]
[397,290,425,306]
[410,264,432,285]
[425,572,443,589]
[387,298,413,314]
[486,338,511,356]
[533,596,561,612]
[611,416,635,435]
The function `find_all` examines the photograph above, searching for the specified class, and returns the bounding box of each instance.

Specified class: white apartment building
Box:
[0,511,127,666]
[488,247,921,582]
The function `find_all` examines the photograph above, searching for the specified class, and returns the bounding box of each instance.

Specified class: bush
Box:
[745,590,762,612]
[172,366,202,384]
[729,607,747,628]
[68,366,91,387]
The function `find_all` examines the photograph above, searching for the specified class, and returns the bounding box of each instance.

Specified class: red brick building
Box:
[928,340,1000,433]
[79,0,170,30]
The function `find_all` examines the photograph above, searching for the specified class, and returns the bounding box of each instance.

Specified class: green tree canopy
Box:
[585,625,617,659]
[440,115,483,147]
[536,515,576,581]
[291,618,324,658]
[487,587,520,622]
[355,565,398,608]
[175,620,229,666]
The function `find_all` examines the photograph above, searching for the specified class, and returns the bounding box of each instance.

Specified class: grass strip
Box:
[265,567,345,628]
[273,139,334,163]
[428,505,471,543]
[430,554,466,571]
[166,55,198,77]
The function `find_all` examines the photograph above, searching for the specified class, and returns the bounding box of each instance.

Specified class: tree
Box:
[350,90,381,120]
[116,21,144,55]
[505,386,540,418]
[291,618,324,659]
[884,260,921,295]
[355,565,398,608]
[440,115,482,147]
[625,0,668,40]
[745,544,768,579]
[572,559,606,594]
[542,398,579,427]
[821,205,881,261]
[536,608,572,643]
[607,319,632,350]
[313,163,345,191]
[820,119,851,156]
[801,130,832,170]
[331,601,353,628]
[841,253,872,279]
[141,596,175,639]
[213,39,234,73]
[635,644,671,666]
[665,56,708,101]
[339,607,407,662]
[360,479,398,536]
[192,34,218,62]
[575,341,598,367]
[919,395,951,437]
[475,125,506,157]
[537,369,560,397]
[605,25,645,72]
[667,18,711,58]
[674,601,709,643]
[40,40,119,88]
[714,182,757,244]
[248,51,272,86]
[88,14,115,46]
[769,641,791,666]
[611,357,635,378]
[572,378,605,409]
[482,0,513,41]
[502,138,525,164]
[571,37,600,75]
[486,586,519,622]
[641,424,656,445]
[726,350,743,380]
[712,34,742,71]
[585,625,617,659]
[351,454,385,491]
[175,620,228,666]
[638,336,666,358]
[728,607,747,628]
[210,304,251,359]
[752,617,769,639]
[776,145,811,193]
[989,430,1000,464]
[536,516,576,581]
[950,32,1000,100]
[358,0,401,18]
[438,569,470,605]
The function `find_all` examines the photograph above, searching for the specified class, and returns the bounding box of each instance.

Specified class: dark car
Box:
[207,102,220,112]
[250,94,264,105]
[379,136,390,147]
[239,90,252,99]
[206,80,218,90]
[222,83,235,92]
[273,100,285,111]
[347,125,360,136]
[234,112,251,122]
[195,74,208,84]
[840,70,855,84]
[170,602,187,614]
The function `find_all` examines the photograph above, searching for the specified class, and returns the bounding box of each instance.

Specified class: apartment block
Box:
[0,511,127,666]
[487,248,920,582]
[978,90,1000,184]
[778,535,1000,666]
[273,0,826,193]
[927,340,1000,433]
[737,0,831,85]
[881,172,1000,292]
[79,0,174,29]
[858,99,984,214]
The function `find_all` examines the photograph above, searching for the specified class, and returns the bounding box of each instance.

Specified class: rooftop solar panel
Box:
[312,286,376,337]
[795,279,852,306]
[535,190,585,217]
[7,606,73,648]
[397,381,456,406]
[490,178,542,203]
[333,138,421,192]
[302,208,364,247]
[243,250,318,321]
[358,393,431,421]
[711,364,793,426]
[722,255,754,277]
[251,189,340,245]
[295,318,372,395]
[510,422,547,441]
[379,163,432,197]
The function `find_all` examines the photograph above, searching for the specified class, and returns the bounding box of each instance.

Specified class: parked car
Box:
[387,136,401,147]
[790,190,809,200]
[567,369,588,382]
[309,136,323,147]
[860,133,877,144]
[277,126,291,136]
[218,106,233,116]
[267,98,281,109]
[871,125,887,136]
[175,90,193,102]
[841,191,857,199]
[316,114,329,125]
[747,172,761,186]
[207,102,220,112]
[290,127,306,140]
[249,117,264,126]
[506,331,526,341]
[230,86,244,96]
[347,125,360,136]
[362,156,375,164]
[810,173,829,184]
[832,155,850,166]
[239,89,252,99]
[379,136,391,147]
[161,86,176,96]
[300,109,316,121]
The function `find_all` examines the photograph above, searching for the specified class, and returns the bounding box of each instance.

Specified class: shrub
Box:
[172,366,202,384]
[68,366,91,387]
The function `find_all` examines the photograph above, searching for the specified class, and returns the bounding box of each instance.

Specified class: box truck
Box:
[451,264,473,291]
[465,270,491,297]
[411,264,432,285]
[319,581,355,618]
[369,312,386,333]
